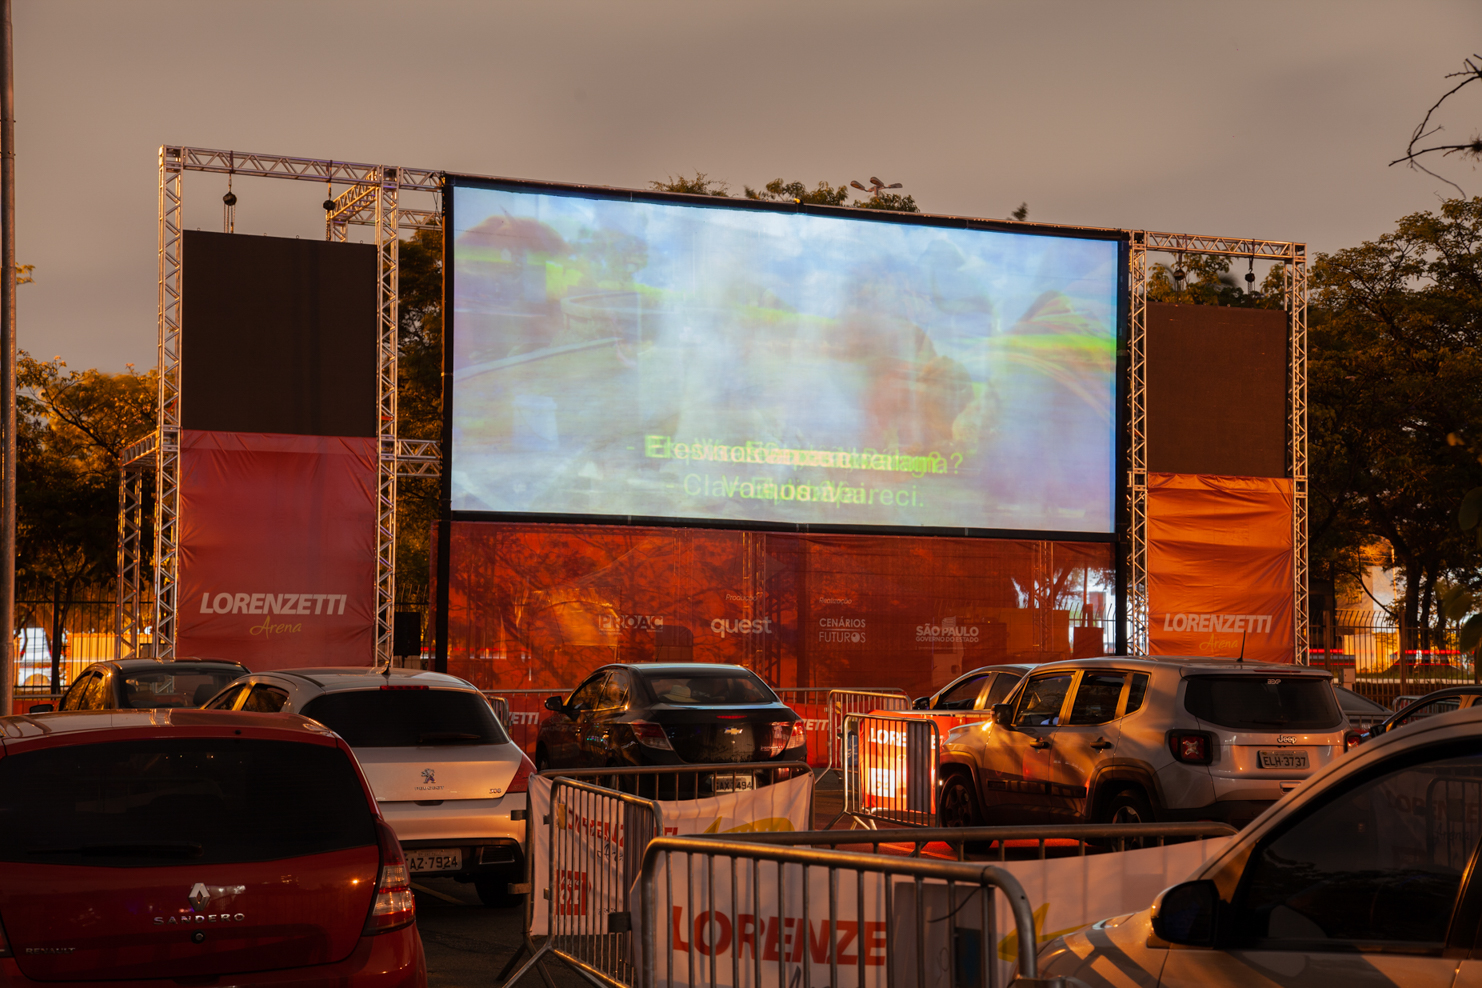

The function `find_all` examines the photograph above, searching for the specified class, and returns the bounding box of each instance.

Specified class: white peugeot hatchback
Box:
[1038,704,1482,987]
[205,667,533,906]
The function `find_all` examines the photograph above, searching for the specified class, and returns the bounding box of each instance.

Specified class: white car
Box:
[204,666,533,906]
[938,656,1352,829]
[1038,702,1482,987]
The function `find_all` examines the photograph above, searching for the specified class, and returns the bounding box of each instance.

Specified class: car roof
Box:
[1025,654,1333,678]
[1385,685,1482,715]
[605,663,758,675]
[0,708,340,744]
[251,666,479,691]
[87,658,249,673]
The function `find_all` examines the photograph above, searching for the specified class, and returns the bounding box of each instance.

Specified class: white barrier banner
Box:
[634,836,1231,988]
[530,772,815,936]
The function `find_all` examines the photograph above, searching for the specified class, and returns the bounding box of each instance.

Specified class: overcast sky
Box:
[13,0,1482,371]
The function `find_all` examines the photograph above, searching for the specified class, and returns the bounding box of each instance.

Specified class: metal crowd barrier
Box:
[825,689,911,773]
[499,777,664,988]
[773,688,906,769]
[638,835,1043,988]
[712,821,1240,860]
[542,761,812,802]
[838,713,941,829]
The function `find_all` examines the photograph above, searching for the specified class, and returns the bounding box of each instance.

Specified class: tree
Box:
[652,173,921,210]
[1147,253,1286,308]
[1307,197,1482,646]
[17,355,157,686]
[393,227,444,608]
[742,178,849,206]
[1392,54,1482,194]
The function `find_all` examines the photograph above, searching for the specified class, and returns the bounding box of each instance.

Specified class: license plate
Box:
[711,774,754,793]
[406,848,462,873]
[1258,750,1309,770]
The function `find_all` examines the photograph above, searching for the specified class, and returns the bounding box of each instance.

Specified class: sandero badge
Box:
[154,883,248,925]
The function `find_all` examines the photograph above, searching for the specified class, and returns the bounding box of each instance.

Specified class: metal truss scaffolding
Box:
[119,146,443,664]
[1124,232,1308,662]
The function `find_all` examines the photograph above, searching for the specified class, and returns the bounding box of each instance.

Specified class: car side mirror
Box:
[28,703,53,714]
[912,696,929,710]
[991,702,1013,726]
[1150,880,1219,946]
[544,695,564,713]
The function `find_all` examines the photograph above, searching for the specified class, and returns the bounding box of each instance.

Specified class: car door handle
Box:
[1089,739,1113,751]
[1030,738,1051,750]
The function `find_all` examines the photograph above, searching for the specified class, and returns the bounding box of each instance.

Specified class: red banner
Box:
[435,520,1114,700]
[1147,473,1294,663]
[177,430,377,669]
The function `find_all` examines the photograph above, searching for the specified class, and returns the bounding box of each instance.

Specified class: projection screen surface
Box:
[449,180,1120,533]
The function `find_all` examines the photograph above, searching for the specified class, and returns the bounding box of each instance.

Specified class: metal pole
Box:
[0,0,16,717]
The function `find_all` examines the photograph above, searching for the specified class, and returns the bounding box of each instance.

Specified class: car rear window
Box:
[1184,676,1342,731]
[300,689,509,747]
[642,672,777,705]
[121,668,243,709]
[0,738,375,867]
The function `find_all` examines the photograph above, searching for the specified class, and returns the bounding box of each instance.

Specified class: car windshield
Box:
[300,689,508,747]
[642,672,776,705]
[120,667,243,709]
[0,738,374,867]
[1184,676,1342,731]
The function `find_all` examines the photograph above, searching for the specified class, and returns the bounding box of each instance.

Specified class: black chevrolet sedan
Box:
[535,663,804,790]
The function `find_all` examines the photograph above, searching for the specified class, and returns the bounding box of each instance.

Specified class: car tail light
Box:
[759,721,803,757]
[507,752,536,793]
[1168,730,1214,765]
[631,721,674,750]
[1344,730,1365,751]
[363,819,415,935]
[379,684,429,690]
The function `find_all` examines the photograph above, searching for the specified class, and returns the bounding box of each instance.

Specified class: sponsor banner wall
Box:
[1147,473,1294,663]
[528,773,814,936]
[436,521,1113,699]
[178,430,377,668]
[633,836,1230,988]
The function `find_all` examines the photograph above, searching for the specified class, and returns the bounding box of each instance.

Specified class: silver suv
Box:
[204,667,533,906]
[937,656,1348,829]
[1040,704,1482,986]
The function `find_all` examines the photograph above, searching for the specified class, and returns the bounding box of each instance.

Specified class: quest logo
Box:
[710,617,774,638]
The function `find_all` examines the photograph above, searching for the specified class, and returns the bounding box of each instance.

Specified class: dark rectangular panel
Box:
[181,231,377,437]
[1146,301,1287,478]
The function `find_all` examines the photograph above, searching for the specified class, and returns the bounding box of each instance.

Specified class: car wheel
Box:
[474,872,525,909]
[1100,789,1155,849]
[938,773,982,829]
[1105,788,1153,824]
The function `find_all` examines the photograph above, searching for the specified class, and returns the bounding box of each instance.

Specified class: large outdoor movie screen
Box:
[449,180,1120,533]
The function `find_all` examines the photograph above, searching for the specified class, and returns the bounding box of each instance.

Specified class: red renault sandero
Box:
[0,708,426,987]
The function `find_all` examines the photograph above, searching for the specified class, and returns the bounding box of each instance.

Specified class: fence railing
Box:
[839,713,940,829]
[540,762,811,802]
[638,835,1042,988]
[825,689,910,772]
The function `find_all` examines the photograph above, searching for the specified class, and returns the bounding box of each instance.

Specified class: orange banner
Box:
[1147,473,1293,663]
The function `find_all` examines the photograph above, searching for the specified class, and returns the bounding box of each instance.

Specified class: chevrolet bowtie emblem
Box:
[724,728,743,736]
